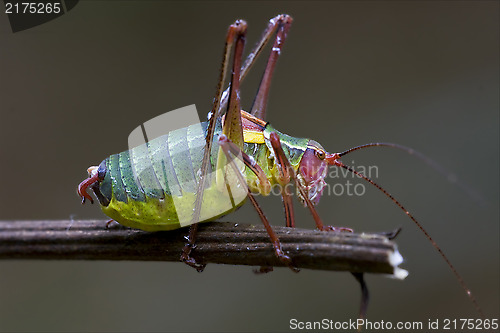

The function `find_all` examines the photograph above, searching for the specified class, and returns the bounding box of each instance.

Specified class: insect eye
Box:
[316,150,326,160]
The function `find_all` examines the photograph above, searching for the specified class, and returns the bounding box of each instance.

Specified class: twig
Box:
[0,220,407,277]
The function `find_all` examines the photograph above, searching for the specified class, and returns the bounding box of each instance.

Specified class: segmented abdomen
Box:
[102,120,223,202]
[96,120,233,231]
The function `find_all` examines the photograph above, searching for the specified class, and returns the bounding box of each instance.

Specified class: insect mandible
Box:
[77,14,483,317]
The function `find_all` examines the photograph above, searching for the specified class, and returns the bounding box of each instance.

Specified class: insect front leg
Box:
[268,132,353,232]
[281,187,295,228]
[268,132,296,228]
[218,134,299,272]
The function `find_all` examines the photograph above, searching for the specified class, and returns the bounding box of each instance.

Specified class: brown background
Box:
[0,1,498,331]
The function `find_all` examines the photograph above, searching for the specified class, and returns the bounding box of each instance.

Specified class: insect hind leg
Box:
[180,19,248,272]
[218,14,293,118]
[250,14,293,121]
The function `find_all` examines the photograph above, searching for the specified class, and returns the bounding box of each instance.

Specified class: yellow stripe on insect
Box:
[243,130,265,144]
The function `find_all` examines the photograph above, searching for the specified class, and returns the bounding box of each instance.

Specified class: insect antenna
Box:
[338,142,485,205]
[333,160,484,318]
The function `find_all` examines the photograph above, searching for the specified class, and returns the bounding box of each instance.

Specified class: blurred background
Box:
[0,1,498,331]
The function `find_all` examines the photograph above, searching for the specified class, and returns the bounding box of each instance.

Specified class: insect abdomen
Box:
[96,120,246,231]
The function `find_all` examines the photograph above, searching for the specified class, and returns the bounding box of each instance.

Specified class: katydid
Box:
[77,14,483,317]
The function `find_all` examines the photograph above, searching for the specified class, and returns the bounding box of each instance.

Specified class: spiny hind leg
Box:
[218,14,293,118]
[249,14,293,121]
[180,19,248,271]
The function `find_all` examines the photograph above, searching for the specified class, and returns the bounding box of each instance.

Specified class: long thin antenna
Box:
[338,142,485,205]
[334,161,484,318]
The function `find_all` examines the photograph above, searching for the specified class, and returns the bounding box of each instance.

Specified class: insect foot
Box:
[180,254,207,273]
[319,225,354,232]
[275,247,300,273]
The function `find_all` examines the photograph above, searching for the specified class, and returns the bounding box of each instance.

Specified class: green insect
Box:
[77,14,482,316]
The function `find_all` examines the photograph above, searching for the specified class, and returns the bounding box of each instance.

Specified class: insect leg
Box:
[352,272,369,320]
[180,20,248,271]
[218,14,293,117]
[218,134,271,194]
[269,132,353,232]
[267,132,296,228]
[222,21,246,147]
[218,134,298,272]
[250,14,292,121]
[282,188,295,228]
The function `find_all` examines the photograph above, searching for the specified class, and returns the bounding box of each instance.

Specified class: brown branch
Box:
[0,220,407,277]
